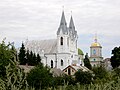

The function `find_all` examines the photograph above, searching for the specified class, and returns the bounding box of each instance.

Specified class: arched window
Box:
[93,49,96,55]
[61,59,63,66]
[60,37,63,45]
[51,60,53,68]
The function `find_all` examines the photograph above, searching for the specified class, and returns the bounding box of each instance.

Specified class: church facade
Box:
[25,11,83,70]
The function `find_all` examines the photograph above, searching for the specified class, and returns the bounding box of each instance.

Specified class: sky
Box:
[0,0,120,58]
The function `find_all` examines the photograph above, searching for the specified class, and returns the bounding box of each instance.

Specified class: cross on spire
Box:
[94,33,97,43]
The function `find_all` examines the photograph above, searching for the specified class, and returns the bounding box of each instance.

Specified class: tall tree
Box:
[110,46,120,69]
[37,54,41,65]
[29,51,33,65]
[0,40,27,89]
[0,40,17,78]
[18,43,26,65]
[84,53,92,70]
[26,49,30,65]
[33,53,37,65]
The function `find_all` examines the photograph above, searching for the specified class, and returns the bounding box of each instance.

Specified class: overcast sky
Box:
[0,0,120,58]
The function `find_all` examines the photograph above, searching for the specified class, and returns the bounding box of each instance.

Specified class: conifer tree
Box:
[18,43,26,65]
[37,53,41,65]
[84,53,92,70]
[29,51,33,65]
[33,53,37,65]
[26,49,30,65]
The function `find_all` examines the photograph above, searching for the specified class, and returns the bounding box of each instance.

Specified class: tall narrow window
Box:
[51,60,53,68]
[61,59,63,66]
[76,40,77,48]
[67,37,69,46]
[93,49,96,55]
[60,37,63,45]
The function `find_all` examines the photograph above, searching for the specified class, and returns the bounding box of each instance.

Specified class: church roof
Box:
[63,65,90,72]
[78,48,84,55]
[60,11,67,26]
[91,42,101,47]
[57,11,68,35]
[25,39,57,54]
[91,34,101,47]
[69,16,75,30]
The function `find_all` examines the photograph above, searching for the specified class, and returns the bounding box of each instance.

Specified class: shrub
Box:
[27,65,53,89]
[75,70,93,84]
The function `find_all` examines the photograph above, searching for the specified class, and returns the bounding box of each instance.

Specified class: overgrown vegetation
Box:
[0,41,120,90]
[27,65,53,90]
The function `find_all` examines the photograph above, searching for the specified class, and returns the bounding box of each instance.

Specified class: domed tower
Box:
[90,35,103,67]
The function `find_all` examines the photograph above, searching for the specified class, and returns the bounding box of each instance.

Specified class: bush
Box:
[75,70,93,84]
[27,65,53,89]
[92,65,109,83]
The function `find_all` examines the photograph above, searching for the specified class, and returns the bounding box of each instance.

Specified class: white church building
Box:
[25,11,84,70]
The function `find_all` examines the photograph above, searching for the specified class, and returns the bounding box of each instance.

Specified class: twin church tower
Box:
[57,11,78,56]
[25,11,79,70]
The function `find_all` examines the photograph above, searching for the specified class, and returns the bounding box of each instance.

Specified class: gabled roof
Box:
[50,68,65,77]
[25,39,57,54]
[63,65,90,72]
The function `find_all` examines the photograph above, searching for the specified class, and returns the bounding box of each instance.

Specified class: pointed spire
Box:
[57,10,68,35]
[60,11,67,26]
[69,11,75,30]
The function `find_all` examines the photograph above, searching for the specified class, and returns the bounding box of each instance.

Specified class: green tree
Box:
[33,53,37,65]
[36,54,41,65]
[26,50,41,66]
[84,53,92,70]
[27,65,53,89]
[110,46,120,69]
[18,43,26,65]
[29,51,34,65]
[0,40,16,78]
[26,49,30,65]
[75,70,93,84]
[92,65,108,83]
[112,68,120,82]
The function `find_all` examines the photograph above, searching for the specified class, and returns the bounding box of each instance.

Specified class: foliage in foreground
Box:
[0,40,17,79]
[75,70,93,84]
[0,41,120,90]
[92,65,109,83]
[26,65,53,90]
